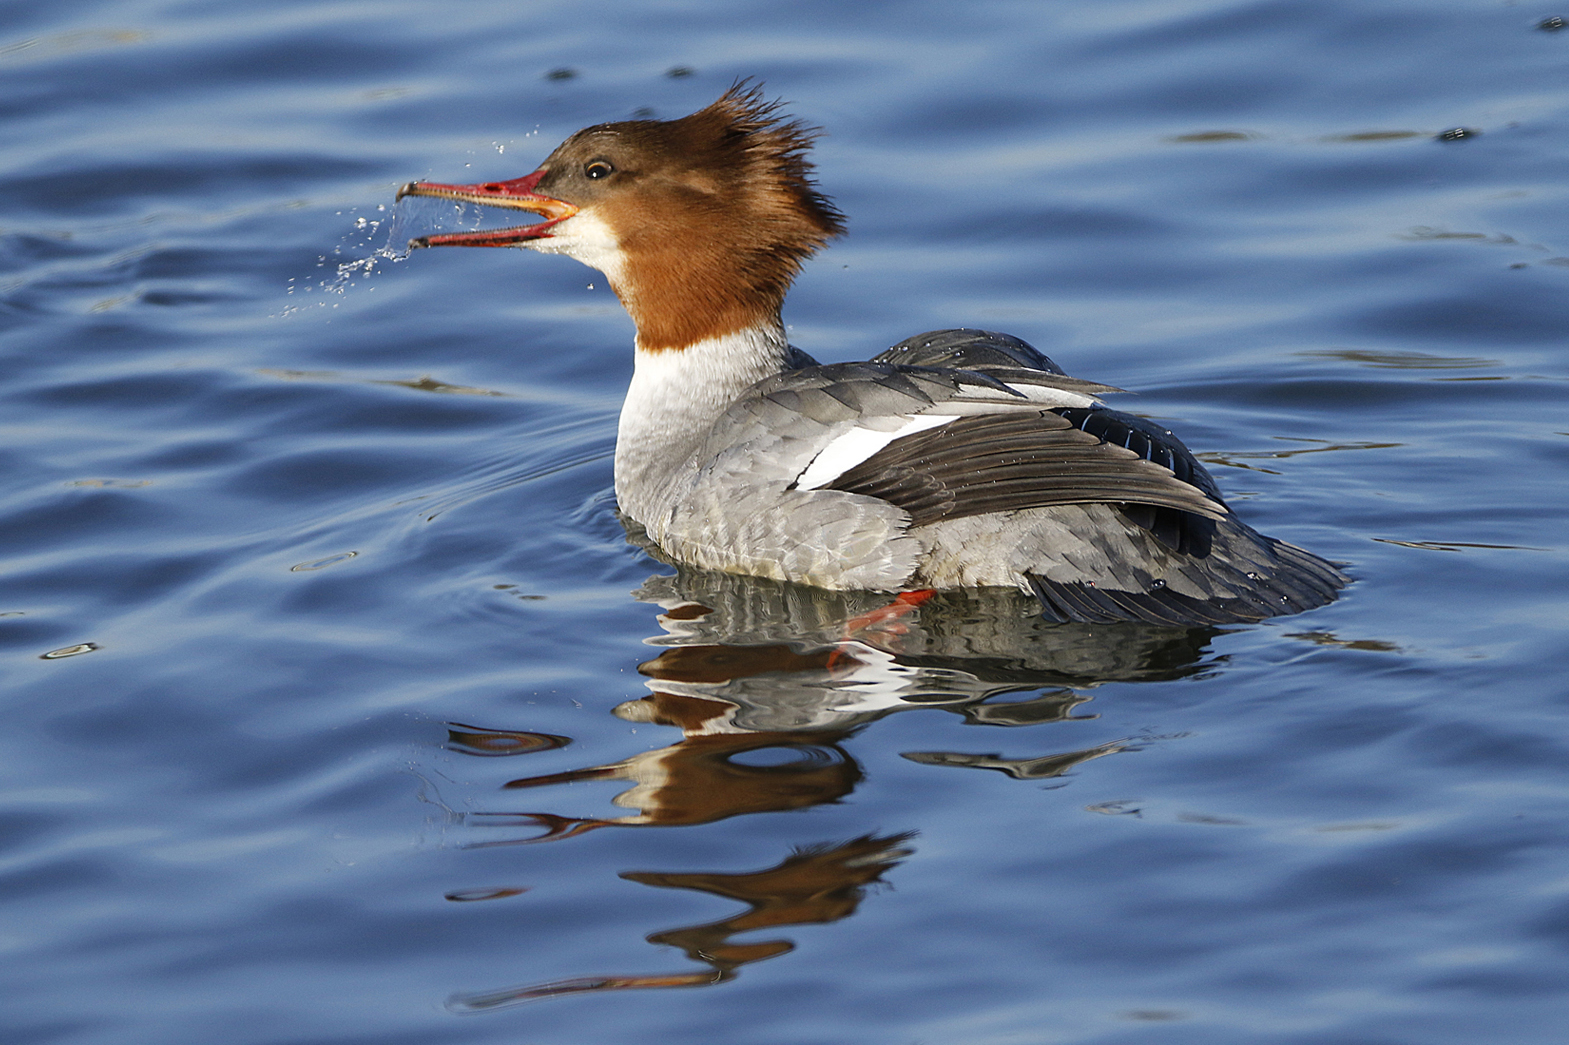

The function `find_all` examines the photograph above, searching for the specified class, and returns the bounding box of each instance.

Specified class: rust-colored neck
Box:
[613,246,786,353]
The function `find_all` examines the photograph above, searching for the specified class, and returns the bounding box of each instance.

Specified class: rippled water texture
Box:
[4,2,1569,1043]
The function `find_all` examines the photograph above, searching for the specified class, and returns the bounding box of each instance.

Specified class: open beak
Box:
[395,169,578,248]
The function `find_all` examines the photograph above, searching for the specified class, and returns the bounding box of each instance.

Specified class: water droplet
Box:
[42,642,98,659]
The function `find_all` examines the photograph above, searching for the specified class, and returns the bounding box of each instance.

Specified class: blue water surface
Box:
[3,1,1569,1043]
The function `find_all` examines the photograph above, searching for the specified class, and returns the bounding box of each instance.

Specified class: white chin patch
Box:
[526,211,625,284]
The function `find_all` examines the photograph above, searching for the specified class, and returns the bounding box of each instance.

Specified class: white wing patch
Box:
[795,414,956,490]
[997,382,1100,408]
[941,380,1101,409]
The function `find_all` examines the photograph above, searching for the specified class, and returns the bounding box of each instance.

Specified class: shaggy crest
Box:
[679,79,847,251]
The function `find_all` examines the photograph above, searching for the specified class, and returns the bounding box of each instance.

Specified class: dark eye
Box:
[585,160,614,179]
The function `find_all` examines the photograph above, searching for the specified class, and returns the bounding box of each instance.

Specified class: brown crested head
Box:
[404,82,845,351]
[537,81,845,349]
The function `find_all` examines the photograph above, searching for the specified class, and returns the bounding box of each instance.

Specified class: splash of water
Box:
[281,136,541,317]
[279,198,452,316]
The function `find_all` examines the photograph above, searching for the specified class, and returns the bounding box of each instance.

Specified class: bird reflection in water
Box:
[444,564,1221,1008]
[471,692,862,842]
[446,832,913,1011]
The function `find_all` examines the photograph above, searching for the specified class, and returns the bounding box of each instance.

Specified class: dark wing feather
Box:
[1025,533,1348,627]
[1025,574,1255,626]
[1051,407,1225,504]
[825,409,1227,544]
[870,328,1069,375]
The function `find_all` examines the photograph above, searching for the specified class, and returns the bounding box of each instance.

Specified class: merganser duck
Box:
[397,83,1346,626]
